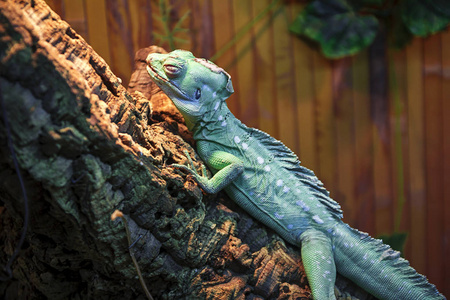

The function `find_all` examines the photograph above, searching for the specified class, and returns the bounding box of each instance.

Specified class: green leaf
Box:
[153,32,165,39]
[401,0,450,36]
[353,0,385,6]
[430,0,450,18]
[289,0,379,58]
[153,14,163,23]
[365,0,384,5]
[173,10,191,30]
[377,232,408,257]
[388,5,413,49]
[173,37,188,44]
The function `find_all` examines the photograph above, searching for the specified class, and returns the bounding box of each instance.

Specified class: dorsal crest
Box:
[194,58,234,94]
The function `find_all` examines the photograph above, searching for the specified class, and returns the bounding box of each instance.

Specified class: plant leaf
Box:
[289,0,379,58]
[430,0,450,18]
[173,10,191,30]
[173,37,188,44]
[363,0,384,5]
[351,0,385,6]
[400,0,450,36]
[388,5,413,49]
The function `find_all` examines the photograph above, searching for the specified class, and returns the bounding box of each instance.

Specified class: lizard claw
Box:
[171,150,209,180]
[201,164,208,177]
[170,163,193,173]
[183,150,197,170]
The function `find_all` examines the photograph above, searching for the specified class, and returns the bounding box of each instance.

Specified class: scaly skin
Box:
[146,49,445,300]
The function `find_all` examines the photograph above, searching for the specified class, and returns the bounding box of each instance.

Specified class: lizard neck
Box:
[191,101,237,142]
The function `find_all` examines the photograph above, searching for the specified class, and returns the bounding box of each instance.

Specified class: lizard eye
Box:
[195,88,201,100]
[164,64,180,77]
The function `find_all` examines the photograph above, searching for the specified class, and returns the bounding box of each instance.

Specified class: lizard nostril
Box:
[145,54,153,64]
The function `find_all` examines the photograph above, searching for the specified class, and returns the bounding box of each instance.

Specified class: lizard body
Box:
[146,49,445,300]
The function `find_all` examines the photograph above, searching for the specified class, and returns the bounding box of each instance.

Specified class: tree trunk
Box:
[0,1,374,299]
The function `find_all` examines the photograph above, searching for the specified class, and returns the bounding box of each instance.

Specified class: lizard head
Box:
[146,50,234,130]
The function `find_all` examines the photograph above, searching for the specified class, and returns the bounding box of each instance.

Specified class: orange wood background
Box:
[45,0,450,296]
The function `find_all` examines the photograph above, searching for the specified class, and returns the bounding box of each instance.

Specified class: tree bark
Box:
[0,1,374,299]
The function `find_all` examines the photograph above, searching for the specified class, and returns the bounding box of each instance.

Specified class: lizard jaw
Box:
[146,60,168,82]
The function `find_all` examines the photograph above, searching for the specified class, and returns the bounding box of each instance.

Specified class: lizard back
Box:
[194,105,343,246]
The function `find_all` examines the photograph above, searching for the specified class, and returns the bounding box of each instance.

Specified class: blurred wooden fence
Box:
[45,0,450,296]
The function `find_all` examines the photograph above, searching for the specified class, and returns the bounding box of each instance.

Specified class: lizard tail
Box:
[332,223,445,300]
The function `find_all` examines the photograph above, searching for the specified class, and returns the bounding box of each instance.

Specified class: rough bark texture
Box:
[0,1,374,299]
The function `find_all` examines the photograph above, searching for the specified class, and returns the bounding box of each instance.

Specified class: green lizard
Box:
[146,49,445,300]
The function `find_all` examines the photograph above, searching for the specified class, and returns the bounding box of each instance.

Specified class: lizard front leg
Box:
[172,150,244,194]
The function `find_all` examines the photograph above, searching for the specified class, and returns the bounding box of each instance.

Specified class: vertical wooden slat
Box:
[388,48,409,240]
[333,58,356,222]
[211,0,240,116]
[150,0,164,49]
[189,0,214,58]
[352,50,375,233]
[187,0,199,53]
[272,5,297,151]
[232,0,258,128]
[369,33,394,237]
[313,52,335,191]
[85,0,111,64]
[372,122,394,236]
[252,0,276,135]
[423,33,444,291]
[170,0,191,52]
[128,0,153,52]
[405,38,426,274]
[45,0,64,17]
[291,2,316,171]
[105,0,134,85]
[201,0,215,58]
[440,30,450,297]
[63,0,86,38]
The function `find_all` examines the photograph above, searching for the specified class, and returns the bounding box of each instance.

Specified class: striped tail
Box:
[332,223,445,300]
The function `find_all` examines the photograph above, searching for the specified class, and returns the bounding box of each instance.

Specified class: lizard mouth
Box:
[146,62,168,82]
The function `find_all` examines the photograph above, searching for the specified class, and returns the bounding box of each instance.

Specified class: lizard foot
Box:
[171,149,243,194]
[171,150,210,184]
